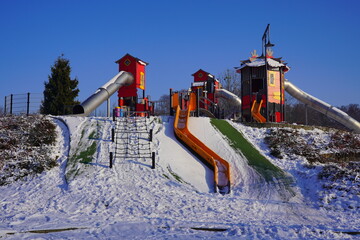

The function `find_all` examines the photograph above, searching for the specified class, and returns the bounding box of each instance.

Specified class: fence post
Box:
[305,104,308,125]
[169,88,174,116]
[4,96,6,115]
[10,94,13,115]
[151,152,155,169]
[27,92,30,116]
[109,152,113,168]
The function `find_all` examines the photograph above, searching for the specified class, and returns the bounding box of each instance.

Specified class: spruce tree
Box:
[41,54,80,115]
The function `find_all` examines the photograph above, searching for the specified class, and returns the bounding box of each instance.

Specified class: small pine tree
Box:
[41,54,80,115]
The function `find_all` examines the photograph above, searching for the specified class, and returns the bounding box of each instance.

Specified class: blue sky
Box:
[1,0,359,113]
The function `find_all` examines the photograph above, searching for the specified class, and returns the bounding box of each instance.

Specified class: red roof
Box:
[115,53,149,66]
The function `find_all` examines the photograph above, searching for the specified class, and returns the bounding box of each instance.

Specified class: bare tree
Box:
[217,69,241,96]
[217,69,241,118]
[154,94,170,116]
[285,94,359,131]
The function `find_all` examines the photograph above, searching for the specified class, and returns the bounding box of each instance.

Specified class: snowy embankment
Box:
[0,116,359,239]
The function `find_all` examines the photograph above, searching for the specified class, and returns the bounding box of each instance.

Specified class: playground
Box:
[1,25,360,239]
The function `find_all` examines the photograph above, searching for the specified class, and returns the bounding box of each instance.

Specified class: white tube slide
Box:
[284,80,360,133]
[215,89,242,108]
[73,71,134,116]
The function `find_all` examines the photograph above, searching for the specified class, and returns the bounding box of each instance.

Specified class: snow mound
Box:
[0,116,359,239]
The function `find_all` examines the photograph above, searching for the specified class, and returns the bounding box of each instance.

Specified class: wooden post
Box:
[109,152,113,168]
[149,129,153,142]
[151,152,155,169]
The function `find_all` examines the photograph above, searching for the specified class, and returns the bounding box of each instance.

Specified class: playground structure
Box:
[172,91,231,194]
[115,54,153,116]
[233,24,360,133]
[236,52,287,123]
[170,69,242,119]
[72,28,359,133]
[69,25,359,196]
[73,53,153,117]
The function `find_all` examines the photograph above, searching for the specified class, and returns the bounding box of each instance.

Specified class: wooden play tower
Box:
[236,24,289,123]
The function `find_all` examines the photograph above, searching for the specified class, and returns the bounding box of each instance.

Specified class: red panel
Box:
[207,93,215,103]
[117,54,147,98]
[193,69,208,82]
[118,54,137,74]
[275,112,282,122]
[118,85,137,98]
[136,64,146,90]
[136,103,145,111]
[242,95,251,109]
[242,94,267,109]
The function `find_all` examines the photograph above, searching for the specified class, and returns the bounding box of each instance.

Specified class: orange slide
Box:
[251,99,266,123]
[172,93,231,194]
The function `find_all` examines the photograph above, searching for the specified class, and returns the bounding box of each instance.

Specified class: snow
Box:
[238,58,285,70]
[0,116,359,239]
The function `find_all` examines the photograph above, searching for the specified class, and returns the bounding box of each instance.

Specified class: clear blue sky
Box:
[1,0,359,112]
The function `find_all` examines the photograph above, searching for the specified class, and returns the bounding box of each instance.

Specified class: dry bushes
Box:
[0,115,57,185]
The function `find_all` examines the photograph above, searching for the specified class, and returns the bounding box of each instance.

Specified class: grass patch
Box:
[78,142,97,164]
[88,130,97,139]
[65,120,99,182]
[167,166,184,183]
[210,119,291,183]
[167,166,190,185]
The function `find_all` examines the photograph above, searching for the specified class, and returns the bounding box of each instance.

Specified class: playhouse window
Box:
[269,73,275,86]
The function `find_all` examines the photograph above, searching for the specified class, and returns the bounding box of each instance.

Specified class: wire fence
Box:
[4,93,43,115]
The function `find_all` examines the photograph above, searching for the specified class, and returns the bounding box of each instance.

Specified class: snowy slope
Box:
[0,116,359,239]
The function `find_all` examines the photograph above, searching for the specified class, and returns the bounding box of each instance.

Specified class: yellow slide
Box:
[251,99,266,123]
[173,93,231,194]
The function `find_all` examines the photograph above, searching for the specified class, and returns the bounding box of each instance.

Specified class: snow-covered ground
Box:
[0,116,359,239]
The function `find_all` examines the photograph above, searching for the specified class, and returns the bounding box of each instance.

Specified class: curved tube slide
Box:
[173,93,231,194]
[285,80,360,133]
[73,71,134,116]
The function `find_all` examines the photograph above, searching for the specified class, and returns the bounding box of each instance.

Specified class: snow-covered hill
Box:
[0,116,359,239]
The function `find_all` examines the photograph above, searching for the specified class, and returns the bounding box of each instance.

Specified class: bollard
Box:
[109,152,113,168]
[151,152,155,169]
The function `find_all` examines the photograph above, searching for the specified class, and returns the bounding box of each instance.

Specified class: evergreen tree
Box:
[41,54,80,115]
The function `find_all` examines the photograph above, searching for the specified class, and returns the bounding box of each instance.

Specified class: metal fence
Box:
[4,93,43,115]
